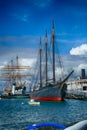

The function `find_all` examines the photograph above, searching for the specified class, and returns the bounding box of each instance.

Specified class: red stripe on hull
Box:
[31,97,63,101]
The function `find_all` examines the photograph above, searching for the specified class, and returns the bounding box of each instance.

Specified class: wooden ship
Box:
[30,21,74,101]
[0,55,30,99]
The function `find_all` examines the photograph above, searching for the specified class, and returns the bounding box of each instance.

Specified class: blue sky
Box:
[1,0,87,78]
[1,0,87,52]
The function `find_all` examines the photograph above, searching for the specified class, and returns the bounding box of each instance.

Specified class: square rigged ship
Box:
[30,21,74,101]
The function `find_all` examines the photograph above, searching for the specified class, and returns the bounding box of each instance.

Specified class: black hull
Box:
[31,82,67,101]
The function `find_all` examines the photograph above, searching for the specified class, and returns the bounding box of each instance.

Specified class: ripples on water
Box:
[0,99,87,129]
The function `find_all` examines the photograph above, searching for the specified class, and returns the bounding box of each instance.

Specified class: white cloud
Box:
[0,44,87,85]
[20,58,36,67]
[73,63,87,77]
[0,47,39,74]
[70,44,87,55]
[78,64,87,70]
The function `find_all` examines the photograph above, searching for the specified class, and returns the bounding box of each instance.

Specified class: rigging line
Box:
[48,41,52,65]
[42,36,53,83]
[29,49,40,88]
[35,43,46,87]
[41,43,47,83]
[33,45,45,88]
[55,40,64,79]
[49,38,53,66]
[34,57,41,87]
[33,38,50,87]
[33,69,39,88]
[47,38,54,80]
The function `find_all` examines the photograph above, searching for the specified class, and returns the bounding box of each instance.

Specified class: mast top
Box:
[52,20,54,29]
[52,20,55,38]
[16,55,18,59]
[40,37,42,50]
[16,55,19,67]
[45,30,48,44]
[11,59,13,64]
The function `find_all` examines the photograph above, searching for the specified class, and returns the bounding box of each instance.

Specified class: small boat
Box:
[28,99,40,105]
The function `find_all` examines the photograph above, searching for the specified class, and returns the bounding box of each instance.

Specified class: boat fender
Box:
[27,122,66,130]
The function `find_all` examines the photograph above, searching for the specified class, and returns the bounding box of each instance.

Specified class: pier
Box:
[65,91,87,100]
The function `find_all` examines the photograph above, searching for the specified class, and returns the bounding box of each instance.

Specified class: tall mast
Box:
[11,59,13,68]
[16,55,18,87]
[52,20,55,82]
[7,65,10,89]
[16,55,18,67]
[11,59,13,79]
[45,30,48,85]
[40,37,42,88]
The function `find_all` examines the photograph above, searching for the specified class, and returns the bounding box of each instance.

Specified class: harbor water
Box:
[0,99,87,130]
